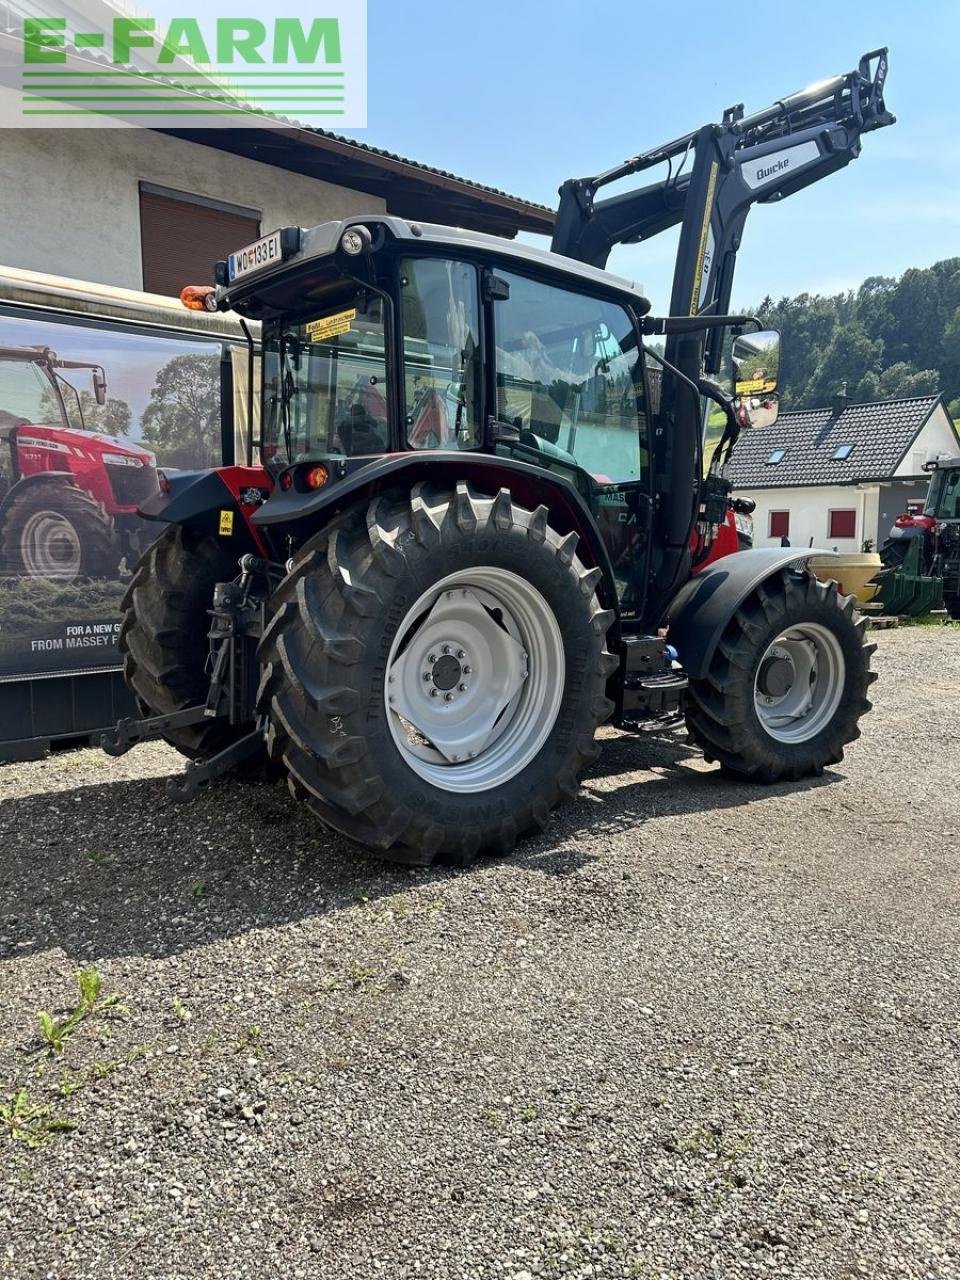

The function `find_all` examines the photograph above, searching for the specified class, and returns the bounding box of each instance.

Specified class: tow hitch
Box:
[101,554,275,798]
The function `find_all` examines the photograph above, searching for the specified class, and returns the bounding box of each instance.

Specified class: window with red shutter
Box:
[769,510,790,539]
[828,509,857,539]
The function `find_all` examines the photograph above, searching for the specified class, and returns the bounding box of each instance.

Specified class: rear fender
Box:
[664,548,835,680]
[252,452,620,611]
[139,466,273,558]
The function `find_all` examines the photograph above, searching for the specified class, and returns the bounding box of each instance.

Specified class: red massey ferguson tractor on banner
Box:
[104,51,893,866]
[0,345,158,580]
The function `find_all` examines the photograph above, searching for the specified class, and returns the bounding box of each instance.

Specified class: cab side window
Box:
[493,272,648,485]
[401,258,482,450]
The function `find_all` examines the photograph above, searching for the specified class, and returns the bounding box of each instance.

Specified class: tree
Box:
[38,386,132,435]
[141,354,220,468]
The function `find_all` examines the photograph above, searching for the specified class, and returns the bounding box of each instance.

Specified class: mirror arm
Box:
[641,313,760,336]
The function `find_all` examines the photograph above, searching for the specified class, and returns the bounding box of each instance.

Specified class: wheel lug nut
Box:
[457,650,466,659]
[422,672,432,682]
[430,688,439,698]
[458,683,467,692]
[428,653,437,664]
[462,666,472,675]
[442,645,451,655]
[444,692,454,702]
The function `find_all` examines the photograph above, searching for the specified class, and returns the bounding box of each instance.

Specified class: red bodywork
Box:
[10,424,158,516]
[892,512,937,534]
[211,464,274,556]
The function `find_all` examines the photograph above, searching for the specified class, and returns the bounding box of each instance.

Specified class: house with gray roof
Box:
[724,389,960,551]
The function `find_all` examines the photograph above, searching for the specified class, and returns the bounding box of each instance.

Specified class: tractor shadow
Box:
[0,729,840,963]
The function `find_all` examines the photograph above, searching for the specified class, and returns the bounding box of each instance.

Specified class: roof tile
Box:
[725,395,952,489]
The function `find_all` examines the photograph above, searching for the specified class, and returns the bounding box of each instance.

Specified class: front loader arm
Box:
[552,49,893,310]
[552,50,893,622]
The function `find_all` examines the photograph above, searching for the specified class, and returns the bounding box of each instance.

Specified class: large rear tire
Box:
[685,568,876,782]
[119,524,249,759]
[0,482,118,580]
[257,481,617,865]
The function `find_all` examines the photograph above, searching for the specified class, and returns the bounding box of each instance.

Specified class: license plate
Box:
[228,230,283,282]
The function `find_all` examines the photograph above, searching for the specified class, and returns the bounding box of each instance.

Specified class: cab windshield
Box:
[262,291,389,465]
[927,467,960,520]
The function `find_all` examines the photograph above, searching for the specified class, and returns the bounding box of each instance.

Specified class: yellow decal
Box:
[736,377,778,395]
[689,161,719,315]
[306,308,356,342]
[219,510,234,536]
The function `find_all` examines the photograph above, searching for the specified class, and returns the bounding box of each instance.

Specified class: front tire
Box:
[257,481,618,865]
[686,568,876,782]
[0,482,118,580]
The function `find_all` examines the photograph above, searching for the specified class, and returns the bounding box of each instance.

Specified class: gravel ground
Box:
[1,625,958,1280]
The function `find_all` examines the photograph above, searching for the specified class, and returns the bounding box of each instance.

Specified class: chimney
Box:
[831,382,848,417]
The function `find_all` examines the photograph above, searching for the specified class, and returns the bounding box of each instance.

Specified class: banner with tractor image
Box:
[0,310,225,678]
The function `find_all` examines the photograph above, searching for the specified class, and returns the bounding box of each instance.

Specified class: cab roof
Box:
[216,215,652,320]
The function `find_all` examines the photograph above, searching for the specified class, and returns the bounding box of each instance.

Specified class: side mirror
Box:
[732,329,780,429]
[92,367,108,406]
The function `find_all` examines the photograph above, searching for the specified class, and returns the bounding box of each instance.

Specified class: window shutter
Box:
[828,509,857,539]
[769,510,790,539]
[140,190,260,297]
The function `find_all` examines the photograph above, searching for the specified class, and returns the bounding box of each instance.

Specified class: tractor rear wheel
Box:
[257,481,617,865]
[685,567,876,782]
[0,481,118,580]
[120,523,251,759]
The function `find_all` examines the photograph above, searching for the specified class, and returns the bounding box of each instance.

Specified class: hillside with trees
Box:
[750,257,960,415]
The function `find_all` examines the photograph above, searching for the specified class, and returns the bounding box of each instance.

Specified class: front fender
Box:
[664,548,835,680]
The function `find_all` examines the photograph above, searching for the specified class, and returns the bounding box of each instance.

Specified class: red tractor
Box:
[104,53,891,865]
[875,456,960,618]
[0,345,158,580]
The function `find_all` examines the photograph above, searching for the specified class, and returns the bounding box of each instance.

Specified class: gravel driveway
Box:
[1,626,958,1280]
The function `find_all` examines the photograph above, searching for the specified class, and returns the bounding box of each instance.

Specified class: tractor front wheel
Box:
[685,567,876,782]
[257,481,617,865]
[0,482,118,580]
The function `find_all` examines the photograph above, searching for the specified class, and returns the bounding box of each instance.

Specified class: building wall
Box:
[892,405,959,478]
[0,122,387,290]
[742,484,881,552]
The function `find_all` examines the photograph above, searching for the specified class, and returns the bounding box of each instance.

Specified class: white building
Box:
[0,7,551,294]
[725,392,960,552]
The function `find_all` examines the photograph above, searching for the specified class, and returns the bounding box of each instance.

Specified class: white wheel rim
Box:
[21,510,82,579]
[753,621,846,744]
[385,567,565,794]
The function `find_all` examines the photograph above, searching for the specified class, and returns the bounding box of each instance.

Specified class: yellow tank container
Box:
[808,552,882,606]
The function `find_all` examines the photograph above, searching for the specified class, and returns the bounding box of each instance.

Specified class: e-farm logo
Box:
[5,3,366,129]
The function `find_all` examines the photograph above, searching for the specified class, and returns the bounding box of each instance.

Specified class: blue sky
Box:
[333,0,959,310]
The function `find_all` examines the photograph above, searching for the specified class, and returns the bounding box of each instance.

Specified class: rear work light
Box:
[180,285,218,313]
[158,471,171,494]
[304,464,329,490]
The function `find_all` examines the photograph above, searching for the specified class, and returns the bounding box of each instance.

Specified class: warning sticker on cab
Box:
[736,376,777,395]
[219,510,234,536]
[306,309,356,342]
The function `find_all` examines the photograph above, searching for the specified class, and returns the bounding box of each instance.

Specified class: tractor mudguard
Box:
[663,548,835,680]
[140,466,272,557]
[253,451,621,610]
[0,469,75,517]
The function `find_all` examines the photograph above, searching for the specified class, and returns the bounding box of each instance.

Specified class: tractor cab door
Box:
[489,271,652,619]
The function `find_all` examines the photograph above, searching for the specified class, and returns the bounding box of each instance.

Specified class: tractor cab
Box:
[924,459,960,522]
[212,216,662,619]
